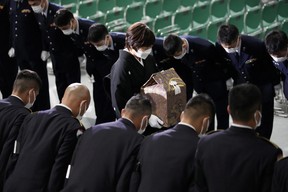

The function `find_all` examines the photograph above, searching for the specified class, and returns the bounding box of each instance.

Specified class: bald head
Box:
[62,83,91,117]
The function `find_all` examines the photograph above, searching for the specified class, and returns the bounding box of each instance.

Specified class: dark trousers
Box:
[93,81,115,124]
[54,69,81,102]
[0,55,18,98]
[17,58,50,111]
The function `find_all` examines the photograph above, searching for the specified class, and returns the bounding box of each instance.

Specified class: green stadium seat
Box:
[144,0,162,18]
[115,0,134,7]
[188,26,207,39]
[197,0,210,6]
[281,20,288,34]
[173,7,193,32]
[153,12,173,36]
[278,1,288,22]
[228,0,245,17]
[125,2,144,24]
[98,0,115,13]
[162,0,180,13]
[50,0,61,5]
[61,0,77,6]
[62,3,78,14]
[180,0,198,7]
[227,14,244,33]
[210,0,229,22]
[245,0,261,11]
[105,7,124,23]
[262,3,279,32]
[244,9,263,37]
[207,21,224,43]
[92,14,105,23]
[191,4,210,30]
[78,0,98,19]
[141,16,155,29]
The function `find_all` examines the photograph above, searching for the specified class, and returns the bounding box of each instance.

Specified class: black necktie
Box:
[234,52,239,62]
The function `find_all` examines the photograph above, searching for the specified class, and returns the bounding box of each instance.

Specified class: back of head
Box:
[125,22,155,51]
[217,24,239,45]
[229,84,261,122]
[124,94,152,118]
[183,93,215,121]
[54,9,74,27]
[265,30,288,54]
[87,23,109,43]
[13,70,42,95]
[62,83,91,117]
[163,34,182,56]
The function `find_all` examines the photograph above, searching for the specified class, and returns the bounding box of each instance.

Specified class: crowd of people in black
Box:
[1,0,288,191]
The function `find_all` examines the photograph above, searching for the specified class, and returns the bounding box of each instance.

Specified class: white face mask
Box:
[62,28,74,35]
[25,90,36,109]
[134,48,152,60]
[95,36,108,51]
[138,116,148,134]
[223,38,240,54]
[76,101,87,121]
[271,55,287,63]
[174,47,187,60]
[254,111,262,128]
[199,118,210,137]
[31,4,44,13]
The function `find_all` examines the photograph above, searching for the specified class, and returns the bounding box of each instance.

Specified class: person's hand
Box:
[8,47,15,58]
[274,84,282,96]
[226,78,233,91]
[149,114,164,129]
[41,50,50,61]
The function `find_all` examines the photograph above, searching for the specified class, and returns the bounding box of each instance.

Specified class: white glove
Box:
[8,47,15,58]
[226,78,233,91]
[41,50,50,61]
[274,84,282,96]
[149,114,164,129]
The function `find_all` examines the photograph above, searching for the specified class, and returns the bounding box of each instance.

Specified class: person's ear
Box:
[227,105,231,115]
[120,108,126,117]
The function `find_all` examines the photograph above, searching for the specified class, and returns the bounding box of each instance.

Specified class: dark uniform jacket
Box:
[110,50,158,118]
[137,123,199,192]
[215,35,280,138]
[272,157,288,192]
[3,105,82,192]
[0,96,30,191]
[195,126,282,192]
[62,118,143,192]
[34,2,81,73]
[0,0,17,98]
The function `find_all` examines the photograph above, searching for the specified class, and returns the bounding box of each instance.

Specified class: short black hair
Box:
[13,70,42,93]
[265,30,288,54]
[87,23,109,43]
[185,93,215,120]
[54,9,74,27]
[217,24,239,45]
[125,22,155,51]
[163,34,183,56]
[229,84,262,122]
[125,94,152,117]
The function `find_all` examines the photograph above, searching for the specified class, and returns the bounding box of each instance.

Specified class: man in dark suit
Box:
[9,0,50,110]
[3,83,90,192]
[0,70,41,192]
[271,157,288,192]
[27,0,82,101]
[0,0,18,98]
[195,84,282,192]
[265,30,288,100]
[61,94,152,192]
[160,34,229,130]
[87,24,126,123]
[216,24,280,139]
[137,94,215,192]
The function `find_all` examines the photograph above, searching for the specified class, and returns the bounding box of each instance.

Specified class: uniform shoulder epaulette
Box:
[206,129,224,135]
